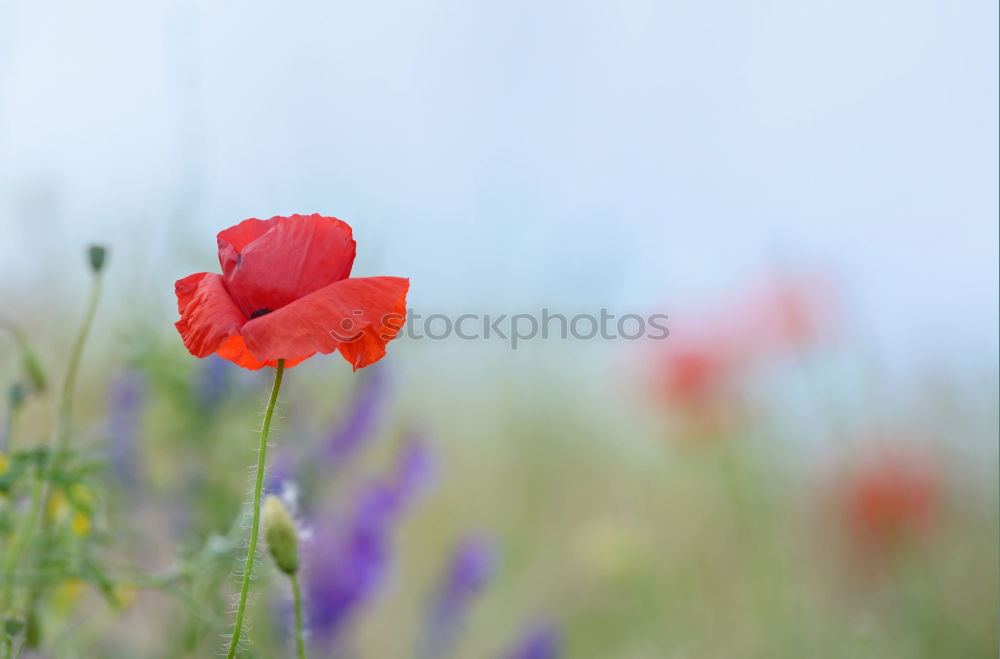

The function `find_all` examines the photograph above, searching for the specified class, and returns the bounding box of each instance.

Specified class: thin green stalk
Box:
[1,272,103,655]
[37,272,104,534]
[53,274,103,460]
[0,465,44,609]
[291,573,307,659]
[225,359,285,659]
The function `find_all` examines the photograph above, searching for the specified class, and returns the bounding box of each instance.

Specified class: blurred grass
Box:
[2,321,997,658]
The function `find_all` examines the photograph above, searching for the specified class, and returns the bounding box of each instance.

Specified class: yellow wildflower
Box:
[71,511,91,537]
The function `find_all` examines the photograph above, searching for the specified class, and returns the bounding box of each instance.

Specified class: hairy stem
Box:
[225,359,285,659]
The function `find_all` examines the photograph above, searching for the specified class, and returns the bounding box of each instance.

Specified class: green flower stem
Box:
[38,271,104,531]
[1,272,103,655]
[53,273,103,460]
[291,572,307,659]
[226,359,285,659]
[0,463,44,613]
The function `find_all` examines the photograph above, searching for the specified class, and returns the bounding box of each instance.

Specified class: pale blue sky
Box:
[0,0,996,371]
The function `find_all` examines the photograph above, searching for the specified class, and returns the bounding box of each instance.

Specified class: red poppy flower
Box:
[650,335,743,440]
[175,214,408,371]
[842,446,939,553]
[648,270,839,413]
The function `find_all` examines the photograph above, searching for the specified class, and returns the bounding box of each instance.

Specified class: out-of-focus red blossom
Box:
[657,343,730,406]
[652,331,742,411]
[651,271,838,419]
[174,214,409,371]
[841,446,940,555]
[735,271,839,354]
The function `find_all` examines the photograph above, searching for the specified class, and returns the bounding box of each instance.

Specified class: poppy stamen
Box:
[250,308,272,319]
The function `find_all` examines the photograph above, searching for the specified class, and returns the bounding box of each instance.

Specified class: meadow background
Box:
[0,1,997,657]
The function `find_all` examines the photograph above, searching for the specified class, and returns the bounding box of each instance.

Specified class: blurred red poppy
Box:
[175,214,408,371]
[650,270,838,412]
[736,271,840,355]
[650,337,741,439]
[842,446,939,554]
[656,342,731,407]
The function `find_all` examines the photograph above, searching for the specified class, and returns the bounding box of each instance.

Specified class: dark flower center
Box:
[250,308,272,319]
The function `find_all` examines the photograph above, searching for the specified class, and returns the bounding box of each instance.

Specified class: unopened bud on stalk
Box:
[263,496,299,575]
[87,244,108,274]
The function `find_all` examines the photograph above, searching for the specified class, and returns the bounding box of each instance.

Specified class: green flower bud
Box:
[263,496,299,575]
[87,244,108,274]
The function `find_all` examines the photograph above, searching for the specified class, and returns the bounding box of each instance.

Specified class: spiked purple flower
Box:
[267,365,390,495]
[265,451,299,495]
[389,432,434,501]
[323,363,388,465]
[423,534,498,658]
[503,621,562,659]
[107,369,145,489]
[303,435,434,648]
[304,486,393,640]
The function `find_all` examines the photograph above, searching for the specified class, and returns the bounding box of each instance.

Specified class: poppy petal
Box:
[240,276,408,370]
[220,214,356,318]
[217,217,278,255]
[215,334,310,370]
[174,273,247,357]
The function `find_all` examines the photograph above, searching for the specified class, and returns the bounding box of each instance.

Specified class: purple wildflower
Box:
[323,363,388,465]
[303,435,434,649]
[107,369,145,489]
[423,535,498,658]
[268,365,390,494]
[265,451,299,495]
[503,621,562,659]
[389,432,435,502]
